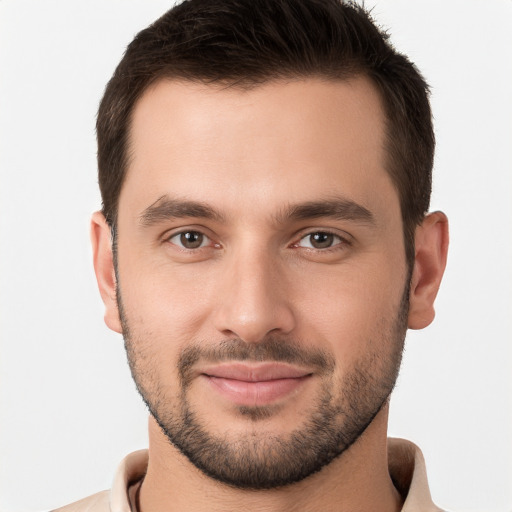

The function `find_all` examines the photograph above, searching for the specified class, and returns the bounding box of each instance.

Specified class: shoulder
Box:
[388,438,444,512]
[51,490,110,512]
[48,450,148,512]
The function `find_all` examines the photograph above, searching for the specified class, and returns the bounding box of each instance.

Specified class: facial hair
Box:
[118,284,409,490]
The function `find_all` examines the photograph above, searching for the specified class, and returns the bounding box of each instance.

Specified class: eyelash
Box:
[163,228,351,253]
[292,230,351,252]
[165,230,217,251]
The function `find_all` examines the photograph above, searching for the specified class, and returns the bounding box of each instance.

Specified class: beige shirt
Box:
[53,438,443,512]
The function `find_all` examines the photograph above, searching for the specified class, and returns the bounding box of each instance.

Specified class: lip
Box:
[200,363,312,406]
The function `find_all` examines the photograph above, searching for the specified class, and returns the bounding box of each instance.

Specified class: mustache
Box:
[178,336,335,385]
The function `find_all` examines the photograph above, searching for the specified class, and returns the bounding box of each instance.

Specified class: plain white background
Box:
[1,1,511,511]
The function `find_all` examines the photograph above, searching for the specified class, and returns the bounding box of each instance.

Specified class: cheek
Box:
[294,259,406,359]
[117,230,407,356]
[117,248,220,341]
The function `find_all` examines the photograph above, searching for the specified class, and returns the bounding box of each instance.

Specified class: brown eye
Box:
[310,232,334,248]
[169,231,208,249]
[298,232,342,249]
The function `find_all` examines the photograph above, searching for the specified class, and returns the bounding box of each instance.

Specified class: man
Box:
[57,0,449,510]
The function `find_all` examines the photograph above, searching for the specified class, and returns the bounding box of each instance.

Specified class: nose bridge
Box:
[213,240,295,342]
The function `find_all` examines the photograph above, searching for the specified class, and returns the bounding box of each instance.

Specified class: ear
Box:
[408,211,449,330]
[90,211,122,334]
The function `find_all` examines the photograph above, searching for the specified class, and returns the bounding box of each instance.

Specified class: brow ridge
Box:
[139,195,374,227]
[139,196,225,226]
[277,198,375,224]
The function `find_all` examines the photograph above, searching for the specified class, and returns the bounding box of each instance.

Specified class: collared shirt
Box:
[53,438,444,512]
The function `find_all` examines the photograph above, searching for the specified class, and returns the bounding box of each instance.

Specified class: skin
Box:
[92,77,448,511]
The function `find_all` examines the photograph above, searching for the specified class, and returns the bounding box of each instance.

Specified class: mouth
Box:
[200,362,313,406]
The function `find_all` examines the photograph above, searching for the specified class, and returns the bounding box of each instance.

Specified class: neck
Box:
[138,406,402,512]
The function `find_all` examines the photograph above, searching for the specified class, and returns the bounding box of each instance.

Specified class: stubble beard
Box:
[118,285,409,490]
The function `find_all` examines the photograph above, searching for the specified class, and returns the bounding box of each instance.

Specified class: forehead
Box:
[120,77,397,223]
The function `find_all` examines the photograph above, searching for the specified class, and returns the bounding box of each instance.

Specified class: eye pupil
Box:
[180,231,203,249]
[311,232,334,248]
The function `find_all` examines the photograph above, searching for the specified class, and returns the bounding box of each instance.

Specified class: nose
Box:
[212,247,296,343]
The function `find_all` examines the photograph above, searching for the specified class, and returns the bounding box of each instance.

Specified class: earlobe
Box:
[90,211,123,334]
[408,211,449,330]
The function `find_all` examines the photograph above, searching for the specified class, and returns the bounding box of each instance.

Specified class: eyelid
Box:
[169,232,210,249]
[162,226,220,250]
[292,228,353,246]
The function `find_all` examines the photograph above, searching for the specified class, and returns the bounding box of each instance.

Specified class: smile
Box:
[200,363,313,406]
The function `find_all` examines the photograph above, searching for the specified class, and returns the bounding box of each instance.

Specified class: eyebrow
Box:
[139,196,225,226]
[139,195,375,227]
[276,198,375,225]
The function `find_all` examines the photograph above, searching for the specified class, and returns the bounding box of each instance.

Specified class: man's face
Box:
[114,77,409,488]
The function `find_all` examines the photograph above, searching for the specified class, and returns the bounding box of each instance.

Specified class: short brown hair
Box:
[97,0,434,266]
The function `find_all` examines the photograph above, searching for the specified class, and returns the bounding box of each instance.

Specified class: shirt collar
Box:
[109,438,442,512]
